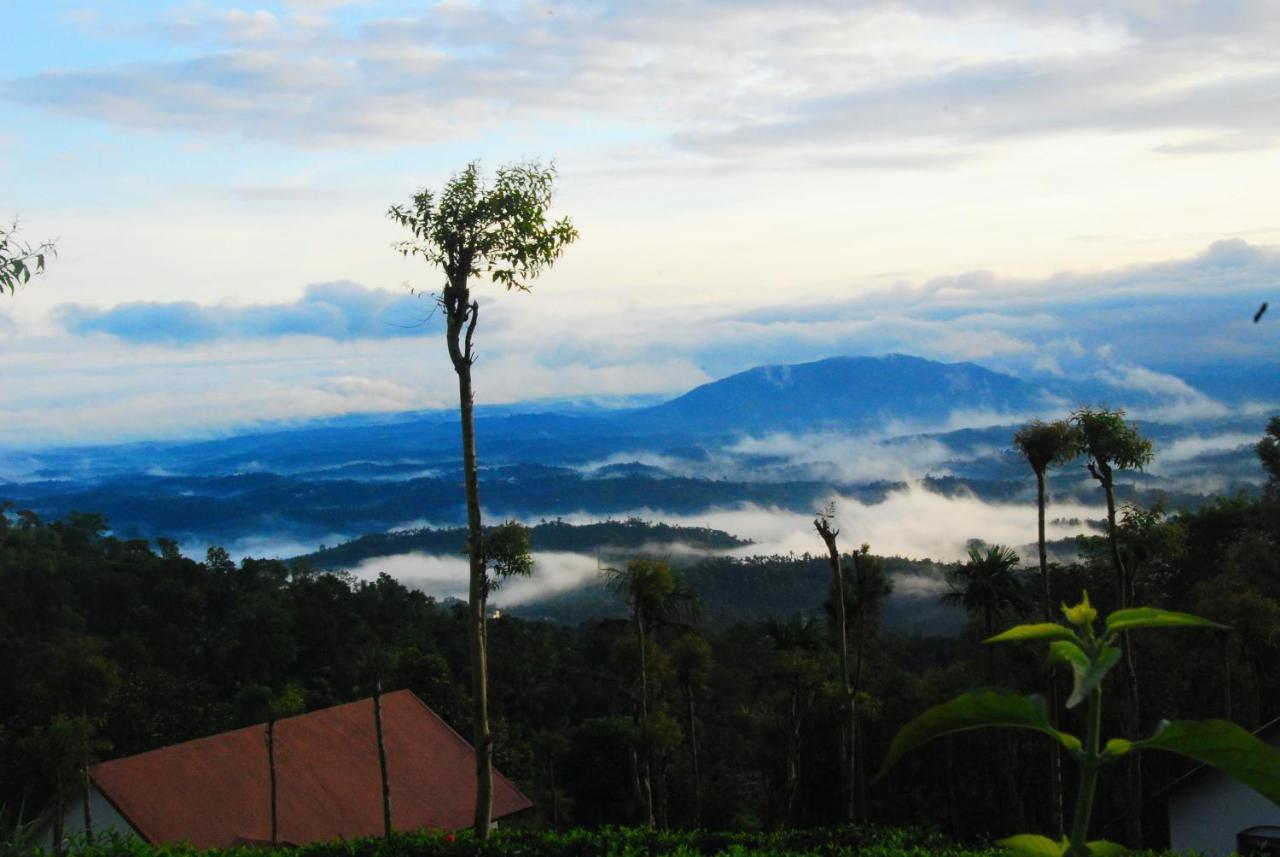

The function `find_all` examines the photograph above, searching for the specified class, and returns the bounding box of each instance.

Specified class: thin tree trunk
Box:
[1102,479,1142,847]
[1036,470,1065,838]
[82,758,93,846]
[268,720,278,847]
[549,754,560,832]
[635,609,655,827]
[683,681,702,828]
[374,681,392,839]
[784,687,803,826]
[944,737,957,835]
[450,298,494,838]
[53,770,64,857]
[815,521,855,823]
[1222,632,1233,721]
[851,551,868,821]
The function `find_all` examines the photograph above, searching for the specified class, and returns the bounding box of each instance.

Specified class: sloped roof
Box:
[90,690,532,849]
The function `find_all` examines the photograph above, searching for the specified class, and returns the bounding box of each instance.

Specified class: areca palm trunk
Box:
[682,679,702,827]
[1035,469,1065,837]
[267,720,278,847]
[1100,470,1142,846]
[81,760,93,846]
[634,606,655,827]
[373,681,392,839]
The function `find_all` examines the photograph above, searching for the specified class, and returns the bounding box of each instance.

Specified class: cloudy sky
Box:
[2,0,1277,445]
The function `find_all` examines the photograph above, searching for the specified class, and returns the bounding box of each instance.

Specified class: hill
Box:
[635,353,1051,432]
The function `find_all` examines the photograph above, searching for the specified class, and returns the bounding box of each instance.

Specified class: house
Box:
[44,690,532,850]
[1166,716,1280,856]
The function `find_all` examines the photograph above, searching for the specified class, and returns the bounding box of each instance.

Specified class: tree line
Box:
[2,415,1278,849]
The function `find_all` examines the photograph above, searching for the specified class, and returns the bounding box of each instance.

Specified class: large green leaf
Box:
[1048,641,1121,708]
[1133,719,1280,807]
[997,834,1064,857]
[987,623,1081,645]
[1105,607,1227,636]
[874,689,1081,782]
[1086,840,1127,856]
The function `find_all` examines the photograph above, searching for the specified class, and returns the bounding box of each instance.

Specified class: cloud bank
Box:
[57,281,441,344]
[10,1,1279,162]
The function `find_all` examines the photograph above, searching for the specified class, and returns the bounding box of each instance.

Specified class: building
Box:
[44,690,531,850]
[1166,717,1280,856]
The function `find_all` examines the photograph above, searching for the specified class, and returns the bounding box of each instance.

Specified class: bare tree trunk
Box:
[635,609,655,827]
[851,551,868,820]
[1222,632,1233,721]
[944,737,957,836]
[1036,470,1065,838]
[548,754,560,832]
[815,520,855,823]
[374,681,392,839]
[449,296,494,838]
[53,770,65,857]
[784,688,802,826]
[268,720,278,847]
[82,759,93,847]
[1101,477,1142,847]
[684,682,702,828]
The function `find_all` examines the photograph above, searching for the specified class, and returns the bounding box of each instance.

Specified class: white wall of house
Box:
[39,784,140,852]
[1168,730,1280,857]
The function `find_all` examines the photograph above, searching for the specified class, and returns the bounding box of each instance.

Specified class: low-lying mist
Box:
[344,481,1102,610]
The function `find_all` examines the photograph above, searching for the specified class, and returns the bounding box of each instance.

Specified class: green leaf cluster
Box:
[0,220,56,295]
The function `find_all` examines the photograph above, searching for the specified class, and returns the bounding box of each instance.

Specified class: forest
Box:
[2,415,1278,851]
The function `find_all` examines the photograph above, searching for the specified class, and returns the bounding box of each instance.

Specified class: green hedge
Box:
[39,826,1004,857]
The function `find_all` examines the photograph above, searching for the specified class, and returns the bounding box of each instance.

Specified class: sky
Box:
[2,0,1278,445]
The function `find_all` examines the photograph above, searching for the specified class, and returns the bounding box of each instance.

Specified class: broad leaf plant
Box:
[875,592,1280,857]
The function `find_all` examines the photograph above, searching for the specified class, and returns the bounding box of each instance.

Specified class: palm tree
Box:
[603,558,698,827]
[1013,419,1079,836]
[943,545,1028,651]
[943,544,1028,831]
[762,613,826,826]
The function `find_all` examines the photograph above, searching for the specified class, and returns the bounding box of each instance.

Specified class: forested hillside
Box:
[3,420,1277,845]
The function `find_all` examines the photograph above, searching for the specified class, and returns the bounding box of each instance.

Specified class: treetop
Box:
[387,161,578,294]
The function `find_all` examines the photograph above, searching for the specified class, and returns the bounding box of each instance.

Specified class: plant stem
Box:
[1067,687,1103,856]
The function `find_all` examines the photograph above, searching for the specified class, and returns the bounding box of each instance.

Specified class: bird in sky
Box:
[1255,302,1268,323]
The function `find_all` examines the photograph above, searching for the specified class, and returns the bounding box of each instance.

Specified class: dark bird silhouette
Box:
[1255,302,1268,323]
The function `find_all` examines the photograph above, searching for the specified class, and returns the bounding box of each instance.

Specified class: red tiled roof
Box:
[90,690,532,849]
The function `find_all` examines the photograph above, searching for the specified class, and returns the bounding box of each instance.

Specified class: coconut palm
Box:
[944,545,1028,646]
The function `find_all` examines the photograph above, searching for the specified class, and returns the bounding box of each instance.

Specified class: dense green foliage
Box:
[3,420,1279,849]
[32,825,1000,857]
[301,519,751,571]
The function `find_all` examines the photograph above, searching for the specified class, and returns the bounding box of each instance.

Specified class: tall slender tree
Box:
[1012,419,1079,837]
[813,509,856,823]
[603,558,698,826]
[389,163,576,837]
[1072,406,1153,847]
[669,633,711,828]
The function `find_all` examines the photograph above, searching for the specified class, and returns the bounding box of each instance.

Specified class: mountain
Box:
[635,353,1052,431]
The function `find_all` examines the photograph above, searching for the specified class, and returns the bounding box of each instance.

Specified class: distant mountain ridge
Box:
[635,353,1050,431]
